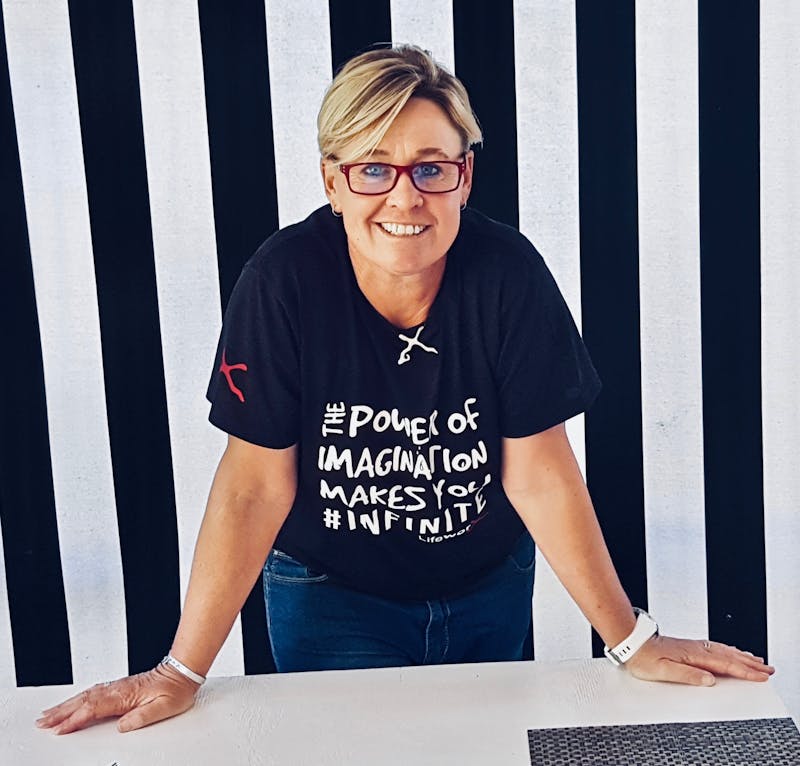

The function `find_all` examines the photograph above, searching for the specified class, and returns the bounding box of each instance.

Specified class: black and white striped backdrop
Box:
[1,0,797,719]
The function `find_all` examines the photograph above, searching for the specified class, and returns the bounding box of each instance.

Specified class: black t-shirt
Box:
[206,206,601,600]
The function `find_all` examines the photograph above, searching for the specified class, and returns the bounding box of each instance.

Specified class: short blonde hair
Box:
[318,45,482,163]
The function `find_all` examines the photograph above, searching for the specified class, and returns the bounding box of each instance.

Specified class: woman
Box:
[37,45,773,736]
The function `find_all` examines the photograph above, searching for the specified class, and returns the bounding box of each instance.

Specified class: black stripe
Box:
[67,0,180,674]
[198,0,280,675]
[449,2,532,658]
[453,1,518,228]
[328,0,391,75]
[197,1,280,308]
[326,1,524,644]
[0,4,73,686]
[698,1,766,658]
[575,0,647,657]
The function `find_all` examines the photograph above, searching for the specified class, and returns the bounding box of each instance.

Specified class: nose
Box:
[386,168,423,209]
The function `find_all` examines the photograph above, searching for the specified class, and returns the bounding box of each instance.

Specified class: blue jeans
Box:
[263,533,535,672]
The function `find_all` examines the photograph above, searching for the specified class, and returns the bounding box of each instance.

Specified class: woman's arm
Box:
[36,435,297,734]
[501,423,774,685]
[169,435,297,676]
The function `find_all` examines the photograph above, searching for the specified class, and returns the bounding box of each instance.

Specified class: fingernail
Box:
[702,675,715,686]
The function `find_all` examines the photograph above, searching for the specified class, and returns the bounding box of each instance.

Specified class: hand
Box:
[625,635,776,686]
[35,663,200,735]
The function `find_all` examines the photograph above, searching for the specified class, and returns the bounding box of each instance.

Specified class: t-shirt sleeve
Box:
[205,264,300,448]
[497,250,601,438]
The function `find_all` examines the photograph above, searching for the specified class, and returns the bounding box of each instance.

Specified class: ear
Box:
[320,159,340,211]
[460,150,474,207]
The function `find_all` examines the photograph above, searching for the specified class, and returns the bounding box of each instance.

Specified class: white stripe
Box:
[3,0,127,684]
[514,0,592,660]
[635,1,708,639]
[760,0,800,723]
[132,0,244,677]
[0,523,15,688]
[264,0,331,228]
[390,0,455,73]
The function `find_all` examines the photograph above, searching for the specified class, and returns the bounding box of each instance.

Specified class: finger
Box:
[695,643,775,680]
[37,691,92,729]
[51,702,110,736]
[646,658,716,687]
[37,704,79,728]
[738,655,775,674]
[736,652,772,668]
[117,692,194,733]
[37,686,96,724]
[40,683,130,734]
[40,691,84,716]
[706,642,773,670]
[717,656,773,682]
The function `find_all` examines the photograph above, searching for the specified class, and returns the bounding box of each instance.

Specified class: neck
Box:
[349,251,446,329]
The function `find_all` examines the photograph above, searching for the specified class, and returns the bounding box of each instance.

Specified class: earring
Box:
[460,201,467,211]
[331,205,342,218]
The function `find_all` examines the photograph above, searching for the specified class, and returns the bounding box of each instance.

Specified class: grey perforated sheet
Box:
[528,717,800,765]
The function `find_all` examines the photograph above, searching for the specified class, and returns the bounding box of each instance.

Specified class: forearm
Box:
[508,477,636,647]
[170,442,296,675]
[502,427,636,647]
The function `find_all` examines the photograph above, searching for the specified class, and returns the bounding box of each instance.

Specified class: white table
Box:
[1,658,792,765]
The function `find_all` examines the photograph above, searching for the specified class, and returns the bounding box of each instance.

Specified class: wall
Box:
[0,0,797,720]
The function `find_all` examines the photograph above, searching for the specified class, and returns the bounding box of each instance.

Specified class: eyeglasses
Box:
[339,158,466,195]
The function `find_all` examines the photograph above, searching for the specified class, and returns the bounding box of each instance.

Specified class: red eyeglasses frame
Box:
[338,158,467,195]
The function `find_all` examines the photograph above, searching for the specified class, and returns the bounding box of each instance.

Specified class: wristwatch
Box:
[603,607,659,666]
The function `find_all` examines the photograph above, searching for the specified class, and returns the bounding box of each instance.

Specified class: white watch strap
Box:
[603,608,659,666]
[161,654,206,685]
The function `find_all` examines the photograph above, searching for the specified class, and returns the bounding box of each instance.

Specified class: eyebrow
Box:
[368,147,455,160]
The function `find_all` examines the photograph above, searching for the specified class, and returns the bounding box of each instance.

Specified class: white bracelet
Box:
[603,608,659,666]
[161,654,206,685]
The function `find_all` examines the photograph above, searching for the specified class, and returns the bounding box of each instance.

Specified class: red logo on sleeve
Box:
[219,348,248,402]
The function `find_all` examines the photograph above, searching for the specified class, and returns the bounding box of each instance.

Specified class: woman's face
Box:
[322,97,473,280]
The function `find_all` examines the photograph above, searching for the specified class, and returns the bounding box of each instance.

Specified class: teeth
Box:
[380,223,426,236]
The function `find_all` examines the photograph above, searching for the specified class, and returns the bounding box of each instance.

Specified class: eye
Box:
[414,163,444,178]
[357,164,392,179]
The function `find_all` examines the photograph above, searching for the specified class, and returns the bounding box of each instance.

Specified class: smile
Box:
[378,223,428,236]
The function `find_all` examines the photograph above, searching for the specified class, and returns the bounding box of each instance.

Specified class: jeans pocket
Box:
[506,533,536,574]
[266,549,329,584]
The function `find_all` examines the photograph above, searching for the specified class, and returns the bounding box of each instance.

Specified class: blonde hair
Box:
[317,45,482,163]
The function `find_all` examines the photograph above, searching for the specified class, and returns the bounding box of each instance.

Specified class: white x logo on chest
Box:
[397,325,438,365]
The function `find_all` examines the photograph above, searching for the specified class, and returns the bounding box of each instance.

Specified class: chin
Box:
[380,251,442,276]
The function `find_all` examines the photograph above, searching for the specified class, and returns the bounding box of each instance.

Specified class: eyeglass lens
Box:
[347,162,461,193]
